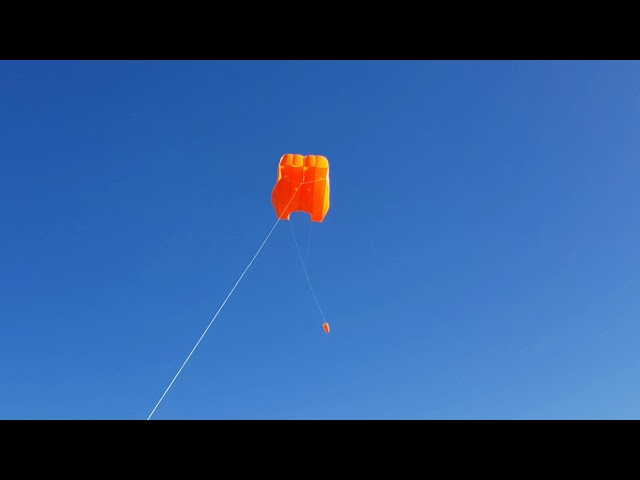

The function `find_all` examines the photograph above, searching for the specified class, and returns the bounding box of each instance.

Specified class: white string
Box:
[289,220,327,324]
[303,220,312,268]
[147,177,325,420]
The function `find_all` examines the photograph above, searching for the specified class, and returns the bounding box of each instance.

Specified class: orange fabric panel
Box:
[271,154,330,222]
[323,322,330,333]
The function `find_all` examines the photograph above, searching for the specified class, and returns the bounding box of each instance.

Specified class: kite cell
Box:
[271,154,330,222]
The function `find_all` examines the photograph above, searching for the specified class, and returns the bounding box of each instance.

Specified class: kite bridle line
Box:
[289,221,327,325]
[147,177,327,420]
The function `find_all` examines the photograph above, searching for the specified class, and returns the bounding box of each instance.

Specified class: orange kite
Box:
[271,154,330,223]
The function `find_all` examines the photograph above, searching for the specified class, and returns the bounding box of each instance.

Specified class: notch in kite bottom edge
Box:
[323,322,330,333]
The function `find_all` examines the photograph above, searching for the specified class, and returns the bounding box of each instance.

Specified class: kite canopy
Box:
[271,154,330,222]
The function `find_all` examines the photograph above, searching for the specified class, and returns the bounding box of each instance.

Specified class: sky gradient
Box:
[1,60,639,419]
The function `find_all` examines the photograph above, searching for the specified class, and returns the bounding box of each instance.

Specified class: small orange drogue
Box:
[323,322,330,333]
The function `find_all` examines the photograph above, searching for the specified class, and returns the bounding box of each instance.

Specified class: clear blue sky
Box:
[1,60,639,419]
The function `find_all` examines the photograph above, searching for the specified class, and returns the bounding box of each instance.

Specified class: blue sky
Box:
[1,60,639,419]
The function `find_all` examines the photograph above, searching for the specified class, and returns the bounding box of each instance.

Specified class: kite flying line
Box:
[147,177,326,420]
